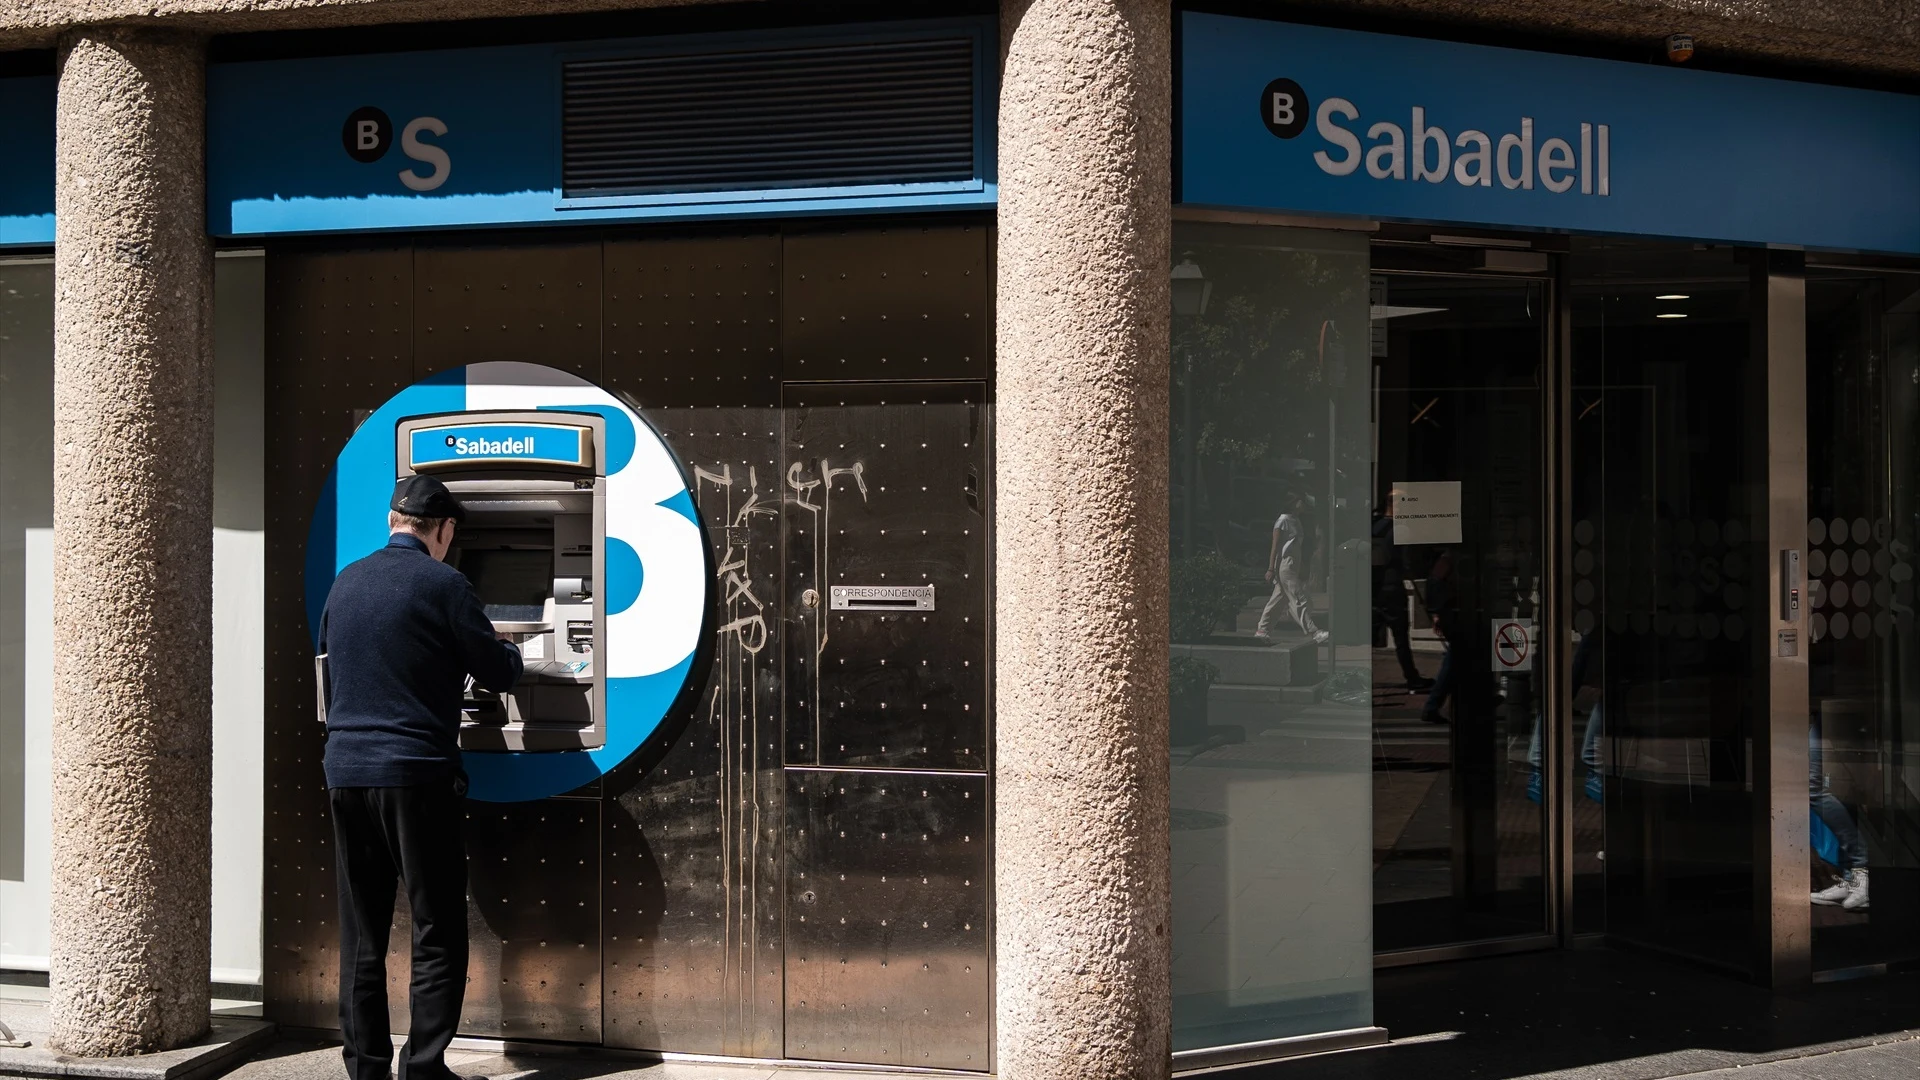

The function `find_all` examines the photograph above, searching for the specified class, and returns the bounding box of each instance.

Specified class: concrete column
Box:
[994,2,1172,1078]
[50,27,214,1056]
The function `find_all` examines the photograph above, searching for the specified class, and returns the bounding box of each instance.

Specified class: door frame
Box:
[1366,254,1566,967]
[1368,239,1820,988]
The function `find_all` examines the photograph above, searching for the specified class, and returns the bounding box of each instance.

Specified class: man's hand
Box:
[1265,569,1275,582]
[497,632,518,644]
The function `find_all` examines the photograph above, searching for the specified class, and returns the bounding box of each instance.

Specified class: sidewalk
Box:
[213,1026,1920,1080]
[1655,1037,1920,1079]
[10,950,1920,1080]
[223,1040,925,1080]
[1223,1032,1920,1080]
[1226,951,1920,1080]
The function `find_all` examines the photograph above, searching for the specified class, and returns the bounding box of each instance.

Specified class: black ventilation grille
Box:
[563,37,977,199]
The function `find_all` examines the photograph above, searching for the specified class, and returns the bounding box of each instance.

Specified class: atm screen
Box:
[460,548,552,623]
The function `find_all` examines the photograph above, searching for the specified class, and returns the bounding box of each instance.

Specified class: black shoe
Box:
[1420,712,1449,725]
[1405,676,1435,691]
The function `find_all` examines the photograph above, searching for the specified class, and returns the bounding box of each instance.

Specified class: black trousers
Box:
[330,780,468,1080]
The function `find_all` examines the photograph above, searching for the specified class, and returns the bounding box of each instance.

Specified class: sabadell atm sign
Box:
[1179,13,1920,255]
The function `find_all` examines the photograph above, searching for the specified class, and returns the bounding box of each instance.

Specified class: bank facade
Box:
[2,1,1918,1077]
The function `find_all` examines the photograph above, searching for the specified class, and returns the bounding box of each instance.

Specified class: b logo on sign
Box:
[342,106,392,162]
[1260,78,1310,139]
[340,106,453,192]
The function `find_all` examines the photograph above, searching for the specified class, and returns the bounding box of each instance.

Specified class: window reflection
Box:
[1169,223,1373,1049]
[1806,269,1920,968]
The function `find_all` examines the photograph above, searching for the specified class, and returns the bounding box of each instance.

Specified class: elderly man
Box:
[319,474,523,1080]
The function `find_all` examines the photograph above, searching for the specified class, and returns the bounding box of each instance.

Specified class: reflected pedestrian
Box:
[1256,490,1330,645]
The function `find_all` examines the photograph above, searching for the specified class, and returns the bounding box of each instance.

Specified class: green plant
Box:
[1171,553,1253,643]
[1169,654,1221,699]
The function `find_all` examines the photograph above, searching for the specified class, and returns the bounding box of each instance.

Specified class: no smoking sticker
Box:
[1492,619,1533,672]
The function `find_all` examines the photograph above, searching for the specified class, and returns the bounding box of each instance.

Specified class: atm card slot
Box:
[461,695,509,727]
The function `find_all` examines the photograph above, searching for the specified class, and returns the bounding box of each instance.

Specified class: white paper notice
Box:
[1391,481,1463,545]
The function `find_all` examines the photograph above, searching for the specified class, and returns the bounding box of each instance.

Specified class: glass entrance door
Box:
[1371,271,1551,955]
[1565,240,1765,972]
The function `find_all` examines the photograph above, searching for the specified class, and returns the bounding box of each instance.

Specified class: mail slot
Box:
[830,584,936,611]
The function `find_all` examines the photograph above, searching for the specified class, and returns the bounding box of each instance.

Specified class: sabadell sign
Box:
[1180,13,1920,254]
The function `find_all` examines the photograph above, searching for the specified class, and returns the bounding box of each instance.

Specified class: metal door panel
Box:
[601,407,784,1057]
[784,384,989,770]
[783,226,990,382]
[414,242,602,382]
[784,770,990,1070]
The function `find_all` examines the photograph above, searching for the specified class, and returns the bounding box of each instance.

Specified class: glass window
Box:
[0,261,53,975]
[0,255,266,987]
[1169,223,1373,1049]
[1805,267,1920,971]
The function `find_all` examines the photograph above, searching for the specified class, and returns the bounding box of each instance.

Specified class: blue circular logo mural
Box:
[305,362,710,801]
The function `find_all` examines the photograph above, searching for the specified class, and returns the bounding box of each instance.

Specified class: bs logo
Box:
[341,106,452,192]
[1260,78,1310,139]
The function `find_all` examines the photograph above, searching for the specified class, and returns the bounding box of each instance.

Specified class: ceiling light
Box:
[1656,312,1687,319]
[1655,293,1690,300]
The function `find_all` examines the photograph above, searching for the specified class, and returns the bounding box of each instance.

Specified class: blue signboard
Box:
[0,75,55,248]
[208,20,995,237]
[1180,13,1920,254]
[409,421,592,470]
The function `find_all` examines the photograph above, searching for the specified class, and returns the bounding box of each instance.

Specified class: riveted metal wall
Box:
[414,243,603,382]
[784,225,990,382]
[785,770,990,1069]
[263,246,417,1030]
[598,402,786,1057]
[393,801,604,1042]
[603,235,780,408]
[262,222,993,1068]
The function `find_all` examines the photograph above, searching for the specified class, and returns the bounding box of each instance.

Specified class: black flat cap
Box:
[391,475,467,522]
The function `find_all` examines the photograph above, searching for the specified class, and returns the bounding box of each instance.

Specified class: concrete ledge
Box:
[0,1003,275,1080]
[1209,681,1325,706]
[1174,640,1321,687]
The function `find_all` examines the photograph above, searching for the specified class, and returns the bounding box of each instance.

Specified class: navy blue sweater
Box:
[320,533,523,788]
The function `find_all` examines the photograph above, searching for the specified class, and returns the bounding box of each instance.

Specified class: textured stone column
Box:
[994,2,1172,1078]
[50,27,213,1056]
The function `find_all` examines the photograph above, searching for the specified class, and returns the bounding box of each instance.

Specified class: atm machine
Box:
[394,410,609,752]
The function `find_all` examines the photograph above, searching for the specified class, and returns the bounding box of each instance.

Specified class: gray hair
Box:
[388,509,449,535]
